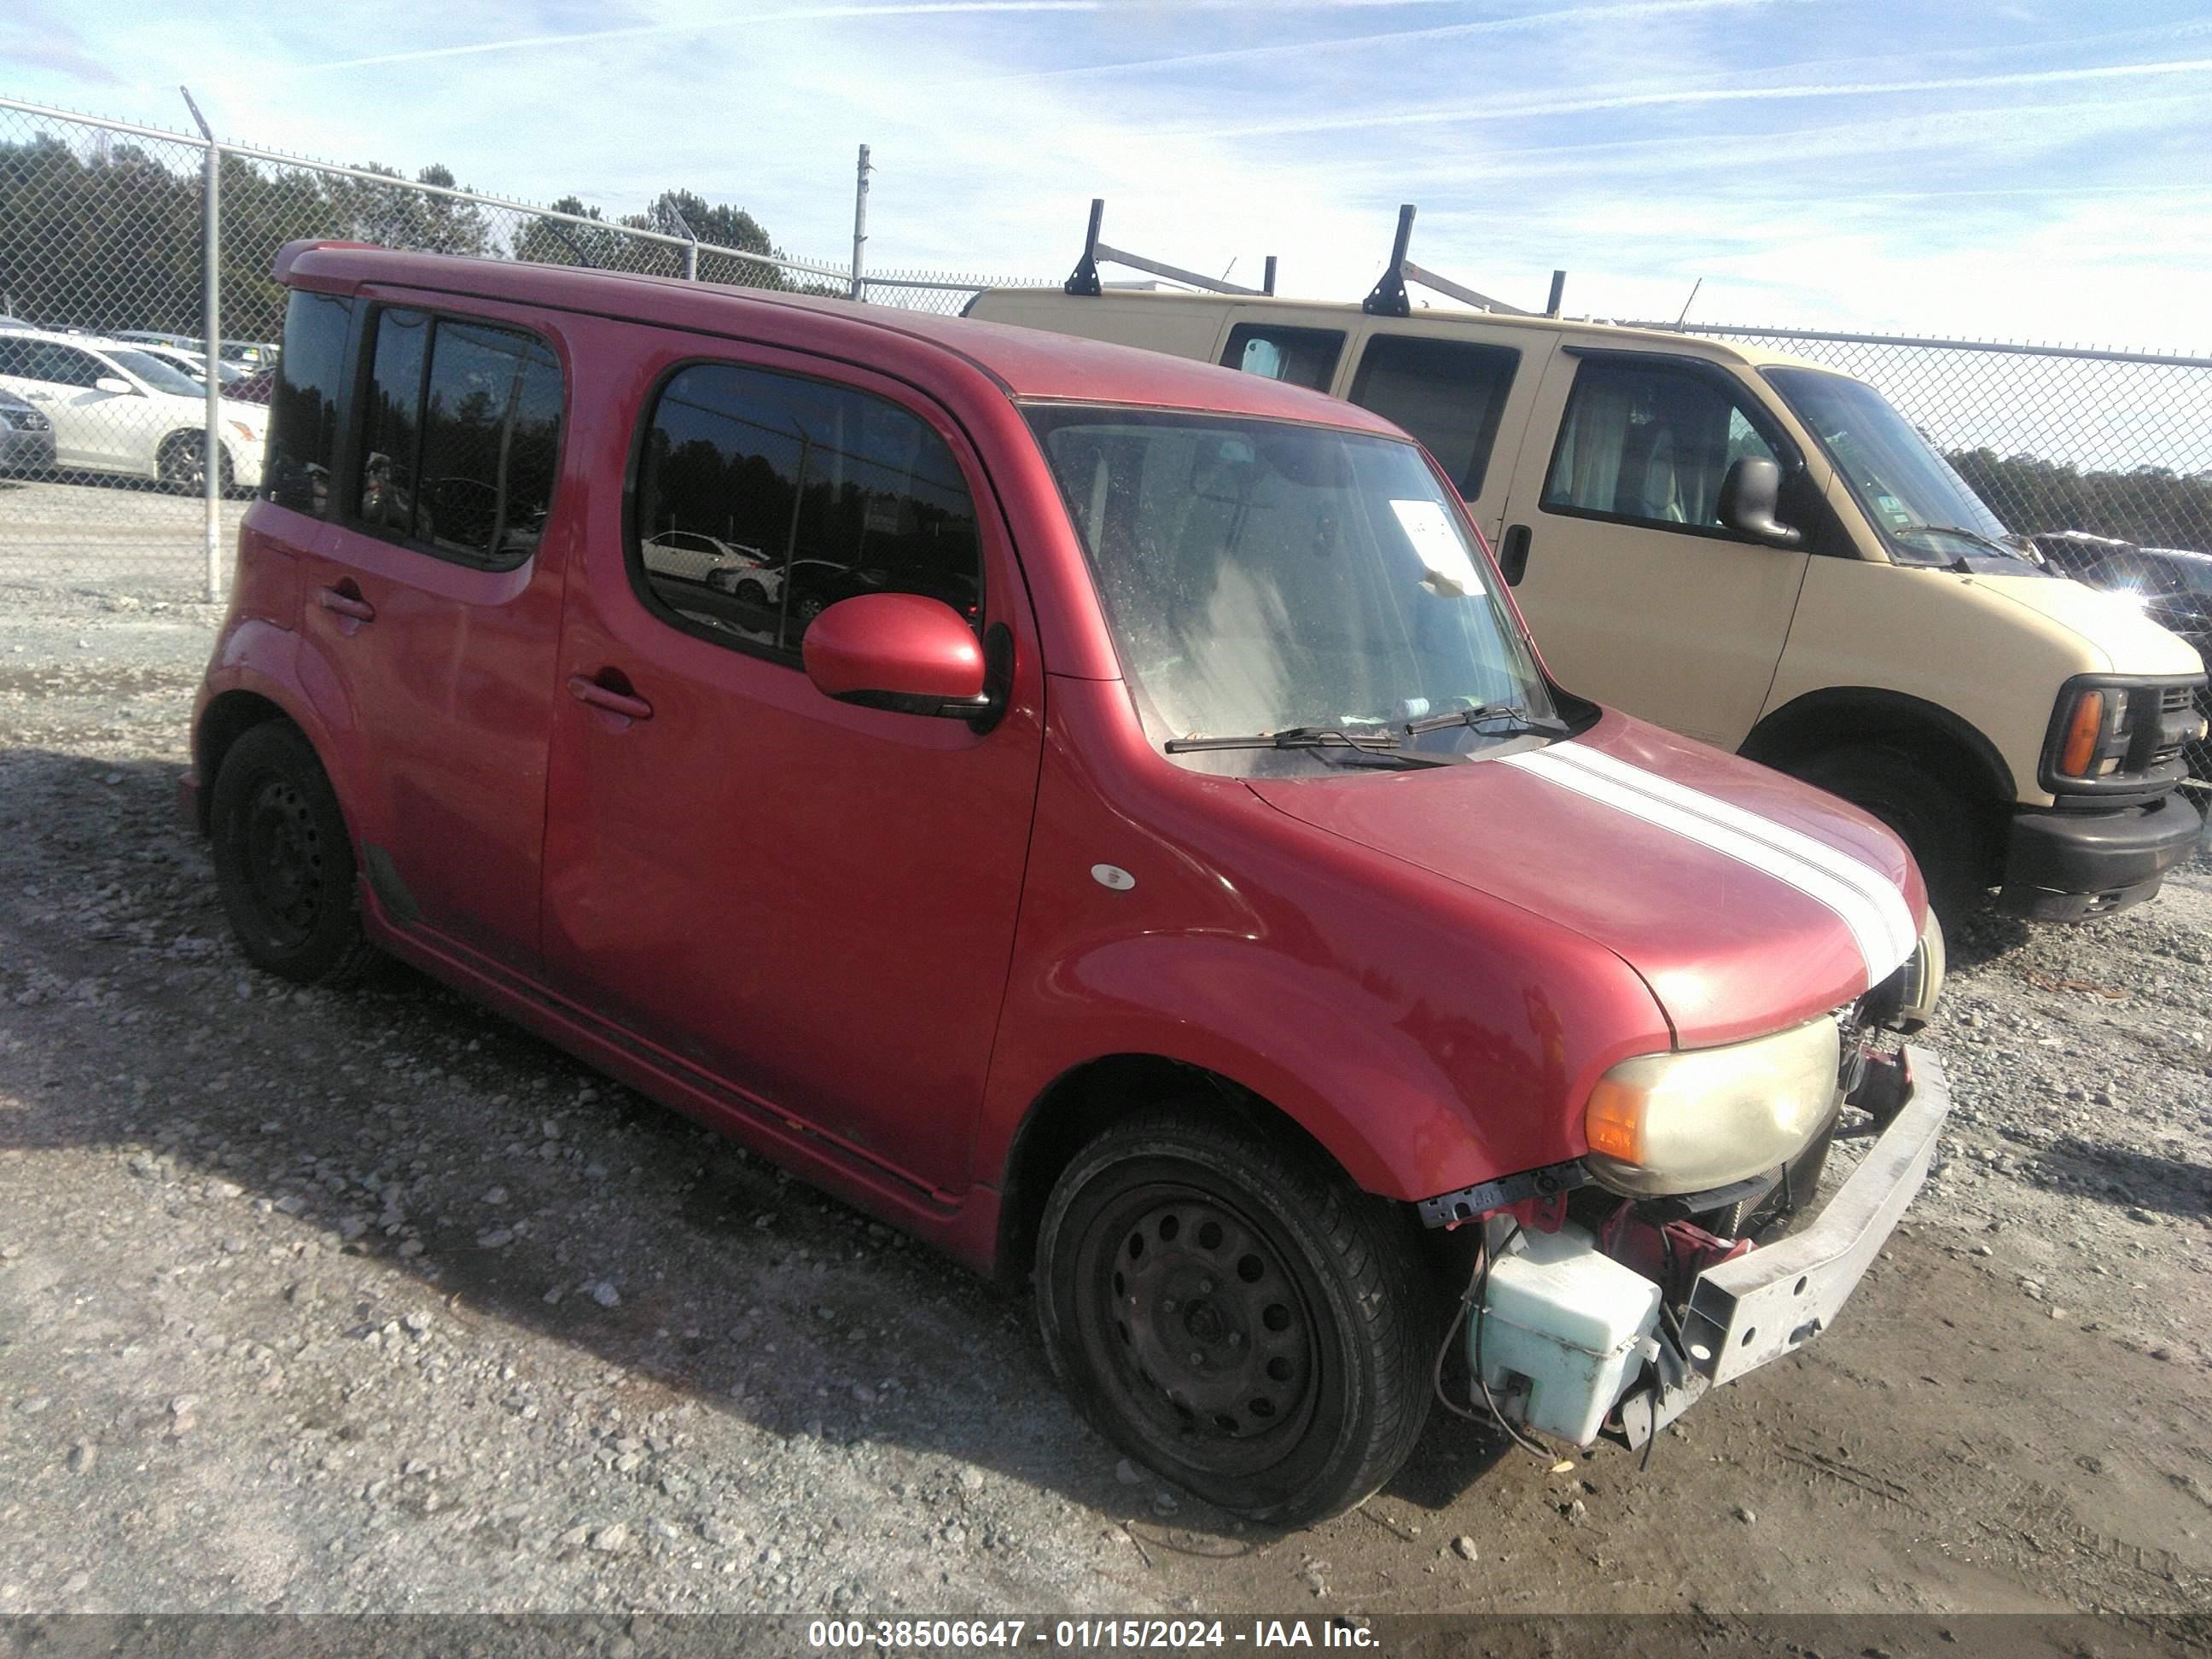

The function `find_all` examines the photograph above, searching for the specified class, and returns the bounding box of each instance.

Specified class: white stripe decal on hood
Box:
[1540,743,1919,975]
[1499,746,1917,988]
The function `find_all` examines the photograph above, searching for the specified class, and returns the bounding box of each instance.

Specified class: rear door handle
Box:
[567,674,654,722]
[1499,523,1532,586]
[317,586,375,622]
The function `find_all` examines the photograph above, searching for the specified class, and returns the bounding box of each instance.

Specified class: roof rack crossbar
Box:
[1064,199,1271,297]
[1362,203,1537,317]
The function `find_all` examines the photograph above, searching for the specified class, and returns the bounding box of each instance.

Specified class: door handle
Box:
[23,391,52,401]
[316,586,375,623]
[1499,523,1532,586]
[567,674,654,722]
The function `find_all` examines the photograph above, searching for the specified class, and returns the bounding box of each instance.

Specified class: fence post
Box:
[182,87,223,603]
[849,144,870,301]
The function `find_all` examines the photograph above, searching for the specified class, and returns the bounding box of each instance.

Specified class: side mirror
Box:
[802,591,991,718]
[1718,456,1802,547]
[93,375,137,396]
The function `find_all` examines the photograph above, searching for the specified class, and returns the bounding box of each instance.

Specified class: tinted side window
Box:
[359,309,429,538]
[634,363,981,659]
[354,308,562,567]
[1348,335,1520,499]
[26,344,102,388]
[265,290,352,514]
[0,339,30,376]
[1542,359,1781,530]
[1221,323,1345,393]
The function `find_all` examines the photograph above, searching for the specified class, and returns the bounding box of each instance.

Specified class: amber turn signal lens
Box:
[1584,1078,1645,1163]
[2058,690,2105,777]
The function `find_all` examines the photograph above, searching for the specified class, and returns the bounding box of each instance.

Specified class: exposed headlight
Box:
[1583,1016,1841,1196]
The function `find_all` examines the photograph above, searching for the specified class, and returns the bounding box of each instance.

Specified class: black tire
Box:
[1790,743,1988,924]
[156,430,233,495]
[209,721,375,985]
[1035,1107,1431,1525]
[733,579,769,608]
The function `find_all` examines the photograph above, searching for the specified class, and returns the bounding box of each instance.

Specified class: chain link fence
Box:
[0,96,1022,601]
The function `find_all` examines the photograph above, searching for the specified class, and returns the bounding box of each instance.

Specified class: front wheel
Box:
[156,430,234,494]
[1035,1108,1431,1525]
[1790,742,1988,925]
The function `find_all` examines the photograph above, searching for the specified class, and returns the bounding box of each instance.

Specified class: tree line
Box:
[0,133,822,346]
[1947,448,2212,553]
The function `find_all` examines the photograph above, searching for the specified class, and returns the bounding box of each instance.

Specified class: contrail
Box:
[295,2,1103,73]
[292,0,1554,74]
[952,0,1801,87]
[1179,55,2212,139]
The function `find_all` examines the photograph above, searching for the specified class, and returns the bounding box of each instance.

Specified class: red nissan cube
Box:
[185,242,1950,1524]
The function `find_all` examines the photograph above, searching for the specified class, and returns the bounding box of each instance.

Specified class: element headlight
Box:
[1583,1016,1841,1196]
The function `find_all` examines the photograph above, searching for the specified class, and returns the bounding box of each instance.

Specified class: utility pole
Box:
[181,85,222,602]
[849,144,870,301]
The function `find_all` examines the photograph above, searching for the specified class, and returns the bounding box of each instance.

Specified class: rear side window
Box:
[9,342,102,387]
[632,362,981,660]
[1348,335,1520,500]
[265,290,352,515]
[353,307,563,568]
[1542,358,1782,532]
[1220,323,1344,393]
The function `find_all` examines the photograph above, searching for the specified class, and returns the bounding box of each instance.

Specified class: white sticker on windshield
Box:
[1390,499,1480,597]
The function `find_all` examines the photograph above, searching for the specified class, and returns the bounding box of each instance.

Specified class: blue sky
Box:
[10,0,2212,342]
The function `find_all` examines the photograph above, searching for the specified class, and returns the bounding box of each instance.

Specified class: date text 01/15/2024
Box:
[806,1619,1380,1650]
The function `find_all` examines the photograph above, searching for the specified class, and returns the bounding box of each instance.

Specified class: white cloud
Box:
[9,0,2209,346]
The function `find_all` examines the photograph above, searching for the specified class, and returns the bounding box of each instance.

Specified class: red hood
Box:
[1248,713,1925,1048]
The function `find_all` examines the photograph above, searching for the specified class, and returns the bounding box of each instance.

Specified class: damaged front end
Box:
[1421,928,1953,1453]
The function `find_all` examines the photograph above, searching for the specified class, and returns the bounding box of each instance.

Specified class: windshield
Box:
[1027,405,1552,768]
[106,348,209,399]
[1765,366,2023,568]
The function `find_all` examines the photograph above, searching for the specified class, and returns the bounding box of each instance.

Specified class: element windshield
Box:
[1765,366,2028,569]
[1027,405,1552,770]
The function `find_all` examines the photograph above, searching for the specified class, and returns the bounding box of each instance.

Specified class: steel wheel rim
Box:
[242,776,322,945]
[1076,1179,1320,1478]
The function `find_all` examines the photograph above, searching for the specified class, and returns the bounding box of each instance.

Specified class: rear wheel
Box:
[210,721,375,985]
[1035,1108,1430,1525]
[1790,742,1988,924]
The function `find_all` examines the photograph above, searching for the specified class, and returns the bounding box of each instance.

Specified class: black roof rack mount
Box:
[1360,204,1560,320]
[1065,198,1276,298]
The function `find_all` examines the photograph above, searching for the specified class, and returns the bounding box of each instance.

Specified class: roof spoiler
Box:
[1064,199,1276,298]
[1360,204,1561,320]
[272,238,381,287]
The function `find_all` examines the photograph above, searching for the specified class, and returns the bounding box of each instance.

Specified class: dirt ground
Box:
[0,564,2207,1624]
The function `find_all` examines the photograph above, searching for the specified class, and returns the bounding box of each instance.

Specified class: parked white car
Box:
[131,343,250,389]
[639,527,767,591]
[0,329,266,490]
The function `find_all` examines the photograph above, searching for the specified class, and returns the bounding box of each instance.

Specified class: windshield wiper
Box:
[1890,523,2020,562]
[1404,701,1567,737]
[1166,725,1403,754]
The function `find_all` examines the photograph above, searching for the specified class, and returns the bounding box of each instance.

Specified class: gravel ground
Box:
[0,477,250,602]
[0,565,2207,1620]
